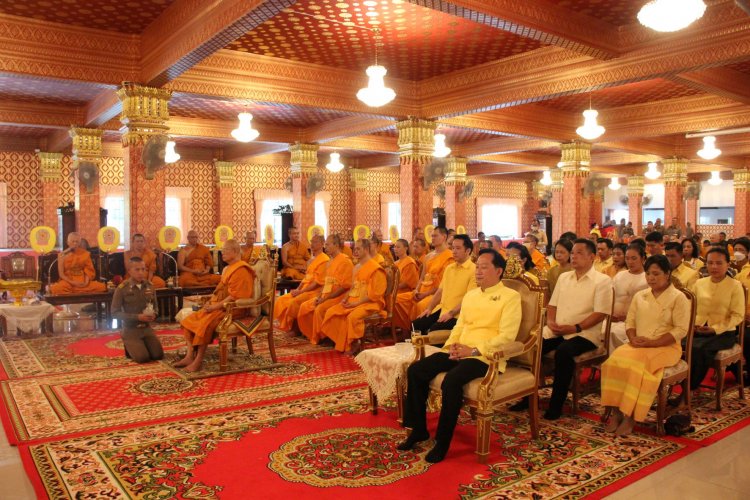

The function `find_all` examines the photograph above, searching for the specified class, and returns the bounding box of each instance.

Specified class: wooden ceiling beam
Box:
[223,142,290,162]
[442,105,577,141]
[0,100,82,129]
[352,154,400,169]
[324,135,398,154]
[458,137,559,157]
[670,67,750,106]
[306,116,395,143]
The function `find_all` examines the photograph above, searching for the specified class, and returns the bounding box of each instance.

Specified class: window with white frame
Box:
[479,201,519,239]
[165,187,192,243]
[314,200,328,237]
[259,197,292,246]
[388,202,401,240]
[101,186,126,245]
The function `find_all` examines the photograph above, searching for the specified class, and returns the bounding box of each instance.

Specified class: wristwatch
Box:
[575,324,582,333]
[470,347,480,357]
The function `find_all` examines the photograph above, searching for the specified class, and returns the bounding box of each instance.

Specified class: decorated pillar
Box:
[685,180,701,232]
[588,189,604,228]
[733,169,750,236]
[397,118,436,239]
[117,83,172,245]
[560,140,591,236]
[215,161,234,228]
[444,157,467,230]
[69,127,103,244]
[627,175,644,235]
[349,168,368,234]
[522,181,542,232]
[289,143,319,243]
[550,169,564,240]
[38,152,63,229]
[663,158,688,229]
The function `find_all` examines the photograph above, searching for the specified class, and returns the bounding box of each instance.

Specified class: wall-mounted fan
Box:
[284,176,293,193]
[539,190,552,208]
[141,134,169,180]
[435,183,446,199]
[306,174,325,198]
[642,194,653,206]
[683,183,701,201]
[459,180,475,200]
[619,194,629,206]
[422,159,445,190]
[77,160,99,194]
[583,176,609,196]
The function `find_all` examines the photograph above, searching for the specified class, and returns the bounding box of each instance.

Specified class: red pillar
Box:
[290,143,319,244]
[663,158,688,230]
[627,175,644,235]
[444,157,468,230]
[522,181,541,231]
[734,170,750,236]
[38,152,63,229]
[397,118,436,239]
[215,161,234,228]
[550,169,563,240]
[559,141,591,236]
[685,181,700,232]
[349,168,369,235]
[70,127,103,244]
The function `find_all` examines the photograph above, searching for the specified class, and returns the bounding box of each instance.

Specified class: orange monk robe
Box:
[179,244,221,287]
[124,249,166,288]
[530,248,549,273]
[49,248,107,294]
[379,243,393,264]
[180,260,255,346]
[280,241,311,280]
[273,252,330,331]
[322,259,388,352]
[373,253,385,266]
[297,254,354,344]
[342,245,354,260]
[410,249,455,317]
[241,245,263,263]
[392,256,420,331]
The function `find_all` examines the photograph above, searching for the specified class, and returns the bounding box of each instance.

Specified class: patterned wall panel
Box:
[323,169,351,237]
[164,160,217,241]
[363,169,400,234]
[466,177,527,236]
[59,155,75,204]
[0,151,42,247]
[99,156,124,185]
[232,163,289,235]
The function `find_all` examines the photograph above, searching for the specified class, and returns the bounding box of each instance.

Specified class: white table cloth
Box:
[0,302,55,335]
[355,344,441,402]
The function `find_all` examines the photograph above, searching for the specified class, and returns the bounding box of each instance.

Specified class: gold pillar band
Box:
[38,152,63,182]
[627,175,644,195]
[215,161,234,187]
[117,82,172,145]
[396,117,436,163]
[349,168,368,191]
[662,158,689,187]
[289,143,319,176]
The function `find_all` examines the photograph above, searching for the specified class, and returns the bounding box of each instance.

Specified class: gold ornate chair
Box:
[214,256,278,372]
[707,285,747,410]
[359,264,401,350]
[405,273,545,464]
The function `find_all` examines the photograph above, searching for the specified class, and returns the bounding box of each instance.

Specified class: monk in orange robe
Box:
[342,243,354,261]
[49,232,108,294]
[175,239,254,372]
[392,239,420,331]
[297,234,354,344]
[178,230,221,287]
[373,229,393,265]
[370,240,386,266]
[409,227,455,318]
[273,235,329,332]
[124,233,166,288]
[241,230,264,263]
[410,238,427,267]
[280,226,311,280]
[322,238,388,353]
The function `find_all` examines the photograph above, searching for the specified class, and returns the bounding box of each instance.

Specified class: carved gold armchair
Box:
[358,264,401,352]
[706,284,747,410]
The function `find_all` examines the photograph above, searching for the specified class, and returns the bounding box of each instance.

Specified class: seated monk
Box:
[410,238,427,268]
[178,230,221,287]
[322,238,388,353]
[280,226,311,280]
[124,233,166,288]
[392,239,420,331]
[370,240,386,266]
[175,239,254,372]
[241,230,268,263]
[297,234,354,344]
[373,229,393,265]
[273,235,329,332]
[49,232,107,294]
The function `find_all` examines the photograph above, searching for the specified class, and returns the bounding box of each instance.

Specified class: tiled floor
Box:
[1,415,747,499]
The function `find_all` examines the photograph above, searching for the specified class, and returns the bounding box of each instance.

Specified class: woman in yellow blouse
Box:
[546,239,573,295]
[681,238,704,271]
[690,246,745,390]
[727,237,750,385]
[602,243,627,278]
[600,255,690,436]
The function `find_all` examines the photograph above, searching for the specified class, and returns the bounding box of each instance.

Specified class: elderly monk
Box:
[297,234,354,344]
[322,238,388,352]
[241,230,265,263]
[178,230,221,287]
[176,239,254,372]
[273,235,329,332]
[280,227,311,280]
[373,229,394,265]
[391,239,420,331]
[411,238,428,267]
[49,232,107,294]
[124,233,166,288]
[370,239,386,266]
[410,227,455,318]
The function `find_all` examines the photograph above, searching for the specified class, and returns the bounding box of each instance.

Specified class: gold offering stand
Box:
[0,279,42,306]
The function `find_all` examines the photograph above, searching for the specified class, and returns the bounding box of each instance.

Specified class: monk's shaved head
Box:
[223,239,240,253]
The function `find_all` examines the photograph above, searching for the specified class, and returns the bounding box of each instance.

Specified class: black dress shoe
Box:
[396,431,429,451]
[543,408,562,421]
[425,444,449,463]
[508,399,529,412]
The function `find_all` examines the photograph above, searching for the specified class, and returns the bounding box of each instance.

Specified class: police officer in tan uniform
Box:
[112,257,164,363]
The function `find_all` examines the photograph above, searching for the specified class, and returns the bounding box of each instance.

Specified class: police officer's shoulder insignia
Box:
[117,283,126,289]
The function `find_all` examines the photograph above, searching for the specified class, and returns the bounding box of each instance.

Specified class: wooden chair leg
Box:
[245,336,253,355]
[267,327,277,363]
[738,360,745,400]
[219,340,228,372]
[231,336,238,354]
[368,387,378,415]
[656,382,668,435]
[683,377,692,415]
[475,408,492,464]
[396,376,405,425]
[529,391,539,439]
[716,364,726,411]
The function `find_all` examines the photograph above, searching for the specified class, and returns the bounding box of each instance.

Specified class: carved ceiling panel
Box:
[555,0,642,27]
[225,0,546,81]
[0,75,113,105]
[0,125,50,137]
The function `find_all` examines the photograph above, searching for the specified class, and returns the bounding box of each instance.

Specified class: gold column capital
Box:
[559,140,591,177]
[215,161,235,187]
[396,117,436,162]
[349,168,368,191]
[734,169,750,192]
[117,82,172,145]
[289,142,319,176]
[662,157,689,186]
[38,151,63,182]
[550,168,564,191]
[627,175,644,195]
[444,156,468,184]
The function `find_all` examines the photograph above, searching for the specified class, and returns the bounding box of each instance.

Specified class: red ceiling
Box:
[0,75,113,105]
[226,0,546,81]
[539,78,704,112]
[169,94,357,128]
[0,125,50,137]
[555,0,644,27]
[728,60,750,75]
[0,0,175,34]
[438,127,504,144]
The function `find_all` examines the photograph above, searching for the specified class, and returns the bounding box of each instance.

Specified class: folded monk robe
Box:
[321,258,387,352]
[297,253,353,344]
[273,251,330,331]
[124,248,166,288]
[280,240,311,280]
[179,244,221,287]
[391,256,420,331]
[180,260,255,346]
[409,248,454,318]
[49,248,107,294]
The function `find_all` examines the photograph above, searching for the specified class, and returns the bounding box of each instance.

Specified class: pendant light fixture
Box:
[325,152,345,173]
[164,140,180,163]
[638,0,707,32]
[608,177,621,191]
[433,133,451,158]
[645,162,661,180]
[231,112,259,142]
[576,96,605,140]
[356,28,395,108]
[540,170,552,186]
[697,135,721,160]
[708,171,723,186]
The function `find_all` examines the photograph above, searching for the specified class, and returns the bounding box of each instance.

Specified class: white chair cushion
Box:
[429,366,536,401]
[662,359,688,379]
[715,343,741,360]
